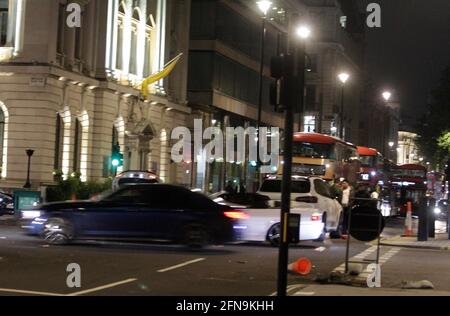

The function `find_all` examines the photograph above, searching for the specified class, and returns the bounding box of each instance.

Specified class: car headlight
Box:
[21,210,41,219]
[434,207,441,215]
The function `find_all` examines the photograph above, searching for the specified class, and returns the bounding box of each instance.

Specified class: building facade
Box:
[187,0,366,193]
[0,0,193,193]
[397,130,419,165]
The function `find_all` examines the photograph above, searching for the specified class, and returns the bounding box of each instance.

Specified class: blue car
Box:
[23,184,243,248]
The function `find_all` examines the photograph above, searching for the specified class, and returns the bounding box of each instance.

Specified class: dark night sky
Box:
[360,0,450,130]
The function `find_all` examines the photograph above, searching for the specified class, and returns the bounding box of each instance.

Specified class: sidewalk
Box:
[289,284,450,296]
[0,215,17,226]
[380,233,450,250]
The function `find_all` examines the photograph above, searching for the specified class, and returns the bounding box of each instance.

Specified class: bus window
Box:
[292,142,334,159]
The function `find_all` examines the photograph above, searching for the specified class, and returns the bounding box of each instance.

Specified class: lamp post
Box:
[295,25,311,132]
[255,1,272,190]
[256,0,272,129]
[388,141,394,162]
[384,91,394,161]
[24,149,34,189]
[276,20,312,298]
[338,72,350,139]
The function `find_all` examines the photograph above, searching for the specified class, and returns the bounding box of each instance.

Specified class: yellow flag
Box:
[141,53,183,97]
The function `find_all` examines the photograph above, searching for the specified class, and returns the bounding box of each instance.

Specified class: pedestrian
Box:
[329,178,343,202]
[340,180,353,236]
[225,180,236,195]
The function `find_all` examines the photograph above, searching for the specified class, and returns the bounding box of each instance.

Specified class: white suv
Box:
[257,176,343,236]
[112,171,161,191]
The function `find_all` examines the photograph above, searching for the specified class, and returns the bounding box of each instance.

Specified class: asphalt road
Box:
[0,218,449,296]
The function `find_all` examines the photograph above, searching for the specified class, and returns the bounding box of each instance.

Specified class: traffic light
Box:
[111,144,123,169]
[270,54,294,113]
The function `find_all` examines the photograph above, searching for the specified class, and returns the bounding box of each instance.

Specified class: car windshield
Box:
[292,142,334,159]
[260,180,310,193]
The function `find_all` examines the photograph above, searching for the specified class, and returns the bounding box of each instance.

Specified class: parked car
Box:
[0,192,14,216]
[112,170,161,191]
[22,184,243,248]
[209,191,326,244]
[257,176,343,237]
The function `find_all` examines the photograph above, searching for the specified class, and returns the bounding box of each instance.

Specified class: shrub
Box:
[46,176,113,203]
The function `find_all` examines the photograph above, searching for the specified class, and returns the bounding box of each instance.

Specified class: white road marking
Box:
[0,288,62,296]
[157,258,206,273]
[0,236,7,239]
[315,247,326,252]
[67,278,138,296]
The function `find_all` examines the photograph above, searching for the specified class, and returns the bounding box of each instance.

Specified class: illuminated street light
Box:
[338,72,350,84]
[256,0,272,16]
[296,25,311,39]
[382,91,392,102]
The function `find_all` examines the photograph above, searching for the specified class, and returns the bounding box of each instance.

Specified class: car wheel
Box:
[182,224,209,248]
[43,218,73,245]
[267,223,281,247]
[329,212,343,239]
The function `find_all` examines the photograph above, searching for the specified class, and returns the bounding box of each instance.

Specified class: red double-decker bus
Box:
[357,146,385,186]
[278,133,361,184]
[390,164,427,216]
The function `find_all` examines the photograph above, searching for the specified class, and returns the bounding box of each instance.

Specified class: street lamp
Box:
[24,149,35,189]
[382,91,392,102]
[295,24,311,132]
[256,0,272,129]
[256,0,272,16]
[255,0,272,190]
[296,25,311,39]
[338,72,350,139]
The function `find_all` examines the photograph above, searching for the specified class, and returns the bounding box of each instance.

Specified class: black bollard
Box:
[417,197,428,242]
[428,198,436,239]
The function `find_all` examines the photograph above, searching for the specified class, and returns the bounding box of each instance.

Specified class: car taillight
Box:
[295,196,318,203]
[224,211,249,220]
[311,213,322,221]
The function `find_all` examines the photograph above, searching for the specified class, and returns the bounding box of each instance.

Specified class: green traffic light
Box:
[112,159,120,167]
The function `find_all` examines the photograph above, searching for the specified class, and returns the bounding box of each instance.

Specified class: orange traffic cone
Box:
[288,258,312,275]
[404,202,413,236]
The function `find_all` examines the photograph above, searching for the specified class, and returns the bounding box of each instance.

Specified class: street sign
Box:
[349,206,385,242]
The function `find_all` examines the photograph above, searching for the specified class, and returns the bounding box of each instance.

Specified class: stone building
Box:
[0,0,193,193]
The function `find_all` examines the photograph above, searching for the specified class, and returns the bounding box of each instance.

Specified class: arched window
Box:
[54,113,64,171]
[73,118,82,173]
[129,9,140,75]
[116,2,126,70]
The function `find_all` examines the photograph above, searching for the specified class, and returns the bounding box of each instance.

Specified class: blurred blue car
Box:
[22,184,243,248]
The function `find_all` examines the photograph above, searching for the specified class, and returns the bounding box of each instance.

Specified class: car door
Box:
[80,187,149,237]
[132,186,189,240]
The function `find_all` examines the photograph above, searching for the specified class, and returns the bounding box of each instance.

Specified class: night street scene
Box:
[1,0,450,304]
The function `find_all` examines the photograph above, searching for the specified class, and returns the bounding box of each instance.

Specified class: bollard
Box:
[417,198,428,242]
[428,198,436,239]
